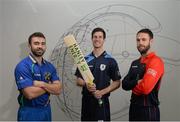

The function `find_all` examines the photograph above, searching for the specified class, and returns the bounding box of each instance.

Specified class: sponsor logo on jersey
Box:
[34,73,41,77]
[147,68,157,77]
[132,65,138,68]
[19,76,23,80]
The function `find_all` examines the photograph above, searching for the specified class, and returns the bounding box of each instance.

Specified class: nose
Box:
[138,39,144,45]
[37,44,43,48]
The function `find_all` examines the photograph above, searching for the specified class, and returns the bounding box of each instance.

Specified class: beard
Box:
[31,48,45,57]
[137,44,150,55]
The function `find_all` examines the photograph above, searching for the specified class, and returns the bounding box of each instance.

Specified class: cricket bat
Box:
[64,35,103,105]
[64,35,94,85]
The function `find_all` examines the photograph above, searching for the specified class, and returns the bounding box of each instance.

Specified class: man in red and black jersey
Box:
[122,28,164,121]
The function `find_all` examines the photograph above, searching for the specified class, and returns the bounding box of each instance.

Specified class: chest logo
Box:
[45,72,51,81]
[100,64,106,71]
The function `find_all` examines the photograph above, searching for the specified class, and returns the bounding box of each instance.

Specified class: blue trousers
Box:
[18,105,51,121]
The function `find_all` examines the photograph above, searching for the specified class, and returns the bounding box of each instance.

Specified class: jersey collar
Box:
[140,52,155,62]
[91,51,106,58]
[29,53,46,64]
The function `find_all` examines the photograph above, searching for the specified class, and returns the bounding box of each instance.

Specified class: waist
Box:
[20,101,50,108]
[130,93,159,106]
[19,103,50,109]
[18,93,50,107]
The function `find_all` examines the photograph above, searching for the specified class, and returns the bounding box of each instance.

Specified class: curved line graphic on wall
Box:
[50,4,180,120]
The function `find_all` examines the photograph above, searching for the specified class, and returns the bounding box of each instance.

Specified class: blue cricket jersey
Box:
[75,51,121,97]
[14,54,60,107]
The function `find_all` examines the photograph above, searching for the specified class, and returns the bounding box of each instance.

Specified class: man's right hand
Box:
[86,83,96,92]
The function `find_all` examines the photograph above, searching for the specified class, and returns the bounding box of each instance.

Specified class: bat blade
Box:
[64,35,94,85]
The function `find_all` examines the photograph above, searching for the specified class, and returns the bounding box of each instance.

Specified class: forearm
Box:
[22,87,46,100]
[101,81,120,95]
[42,81,61,95]
[122,75,138,91]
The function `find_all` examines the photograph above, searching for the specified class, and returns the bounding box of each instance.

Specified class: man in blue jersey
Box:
[75,27,121,121]
[14,32,62,121]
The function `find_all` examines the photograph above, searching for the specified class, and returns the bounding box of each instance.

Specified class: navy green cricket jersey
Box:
[75,51,121,97]
[14,54,60,107]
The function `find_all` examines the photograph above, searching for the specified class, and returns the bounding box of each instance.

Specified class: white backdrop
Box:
[0,0,180,121]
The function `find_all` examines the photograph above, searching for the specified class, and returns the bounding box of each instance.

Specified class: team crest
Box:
[44,72,51,81]
[100,64,106,71]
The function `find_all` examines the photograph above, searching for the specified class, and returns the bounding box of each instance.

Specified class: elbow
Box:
[55,84,62,95]
[122,80,128,90]
[76,81,85,87]
[24,93,36,100]
[122,82,131,91]
[76,82,81,86]
[141,87,152,95]
[122,85,130,91]
[55,89,61,95]
[117,82,121,89]
[142,89,151,95]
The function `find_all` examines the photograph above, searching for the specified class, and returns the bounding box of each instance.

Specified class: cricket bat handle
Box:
[98,98,103,106]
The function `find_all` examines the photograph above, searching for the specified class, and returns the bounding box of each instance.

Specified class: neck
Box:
[93,48,104,57]
[141,50,152,57]
[31,53,43,65]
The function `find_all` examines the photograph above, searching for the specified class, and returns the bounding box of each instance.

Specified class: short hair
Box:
[91,27,106,39]
[28,32,46,44]
[137,28,153,39]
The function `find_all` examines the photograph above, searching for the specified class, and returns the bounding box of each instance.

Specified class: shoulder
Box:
[132,58,141,64]
[85,53,95,63]
[150,54,164,65]
[15,57,32,73]
[15,57,31,69]
[147,54,164,73]
[104,52,118,65]
[104,52,114,60]
[44,60,57,70]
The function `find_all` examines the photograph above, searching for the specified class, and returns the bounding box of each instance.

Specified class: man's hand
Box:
[93,90,104,99]
[33,80,45,88]
[86,83,96,92]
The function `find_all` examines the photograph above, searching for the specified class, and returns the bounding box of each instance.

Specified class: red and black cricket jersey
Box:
[123,52,164,106]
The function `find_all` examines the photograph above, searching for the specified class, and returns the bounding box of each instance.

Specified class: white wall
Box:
[0,0,2,107]
[0,0,180,121]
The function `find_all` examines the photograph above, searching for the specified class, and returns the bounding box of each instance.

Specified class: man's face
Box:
[29,37,46,57]
[136,32,152,55]
[92,31,105,48]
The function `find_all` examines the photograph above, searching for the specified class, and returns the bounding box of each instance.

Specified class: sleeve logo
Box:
[147,68,157,77]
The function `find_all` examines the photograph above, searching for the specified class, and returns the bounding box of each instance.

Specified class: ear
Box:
[28,43,31,49]
[150,39,153,45]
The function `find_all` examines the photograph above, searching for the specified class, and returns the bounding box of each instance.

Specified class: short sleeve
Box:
[50,64,60,82]
[14,63,33,90]
[109,59,121,81]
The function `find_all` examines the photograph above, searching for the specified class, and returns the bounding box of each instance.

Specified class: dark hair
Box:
[137,28,153,39]
[91,27,106,39]
[28,32,46,44]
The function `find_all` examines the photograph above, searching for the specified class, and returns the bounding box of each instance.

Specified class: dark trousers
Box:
[81,96,110,121]
[129,104,160,121]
